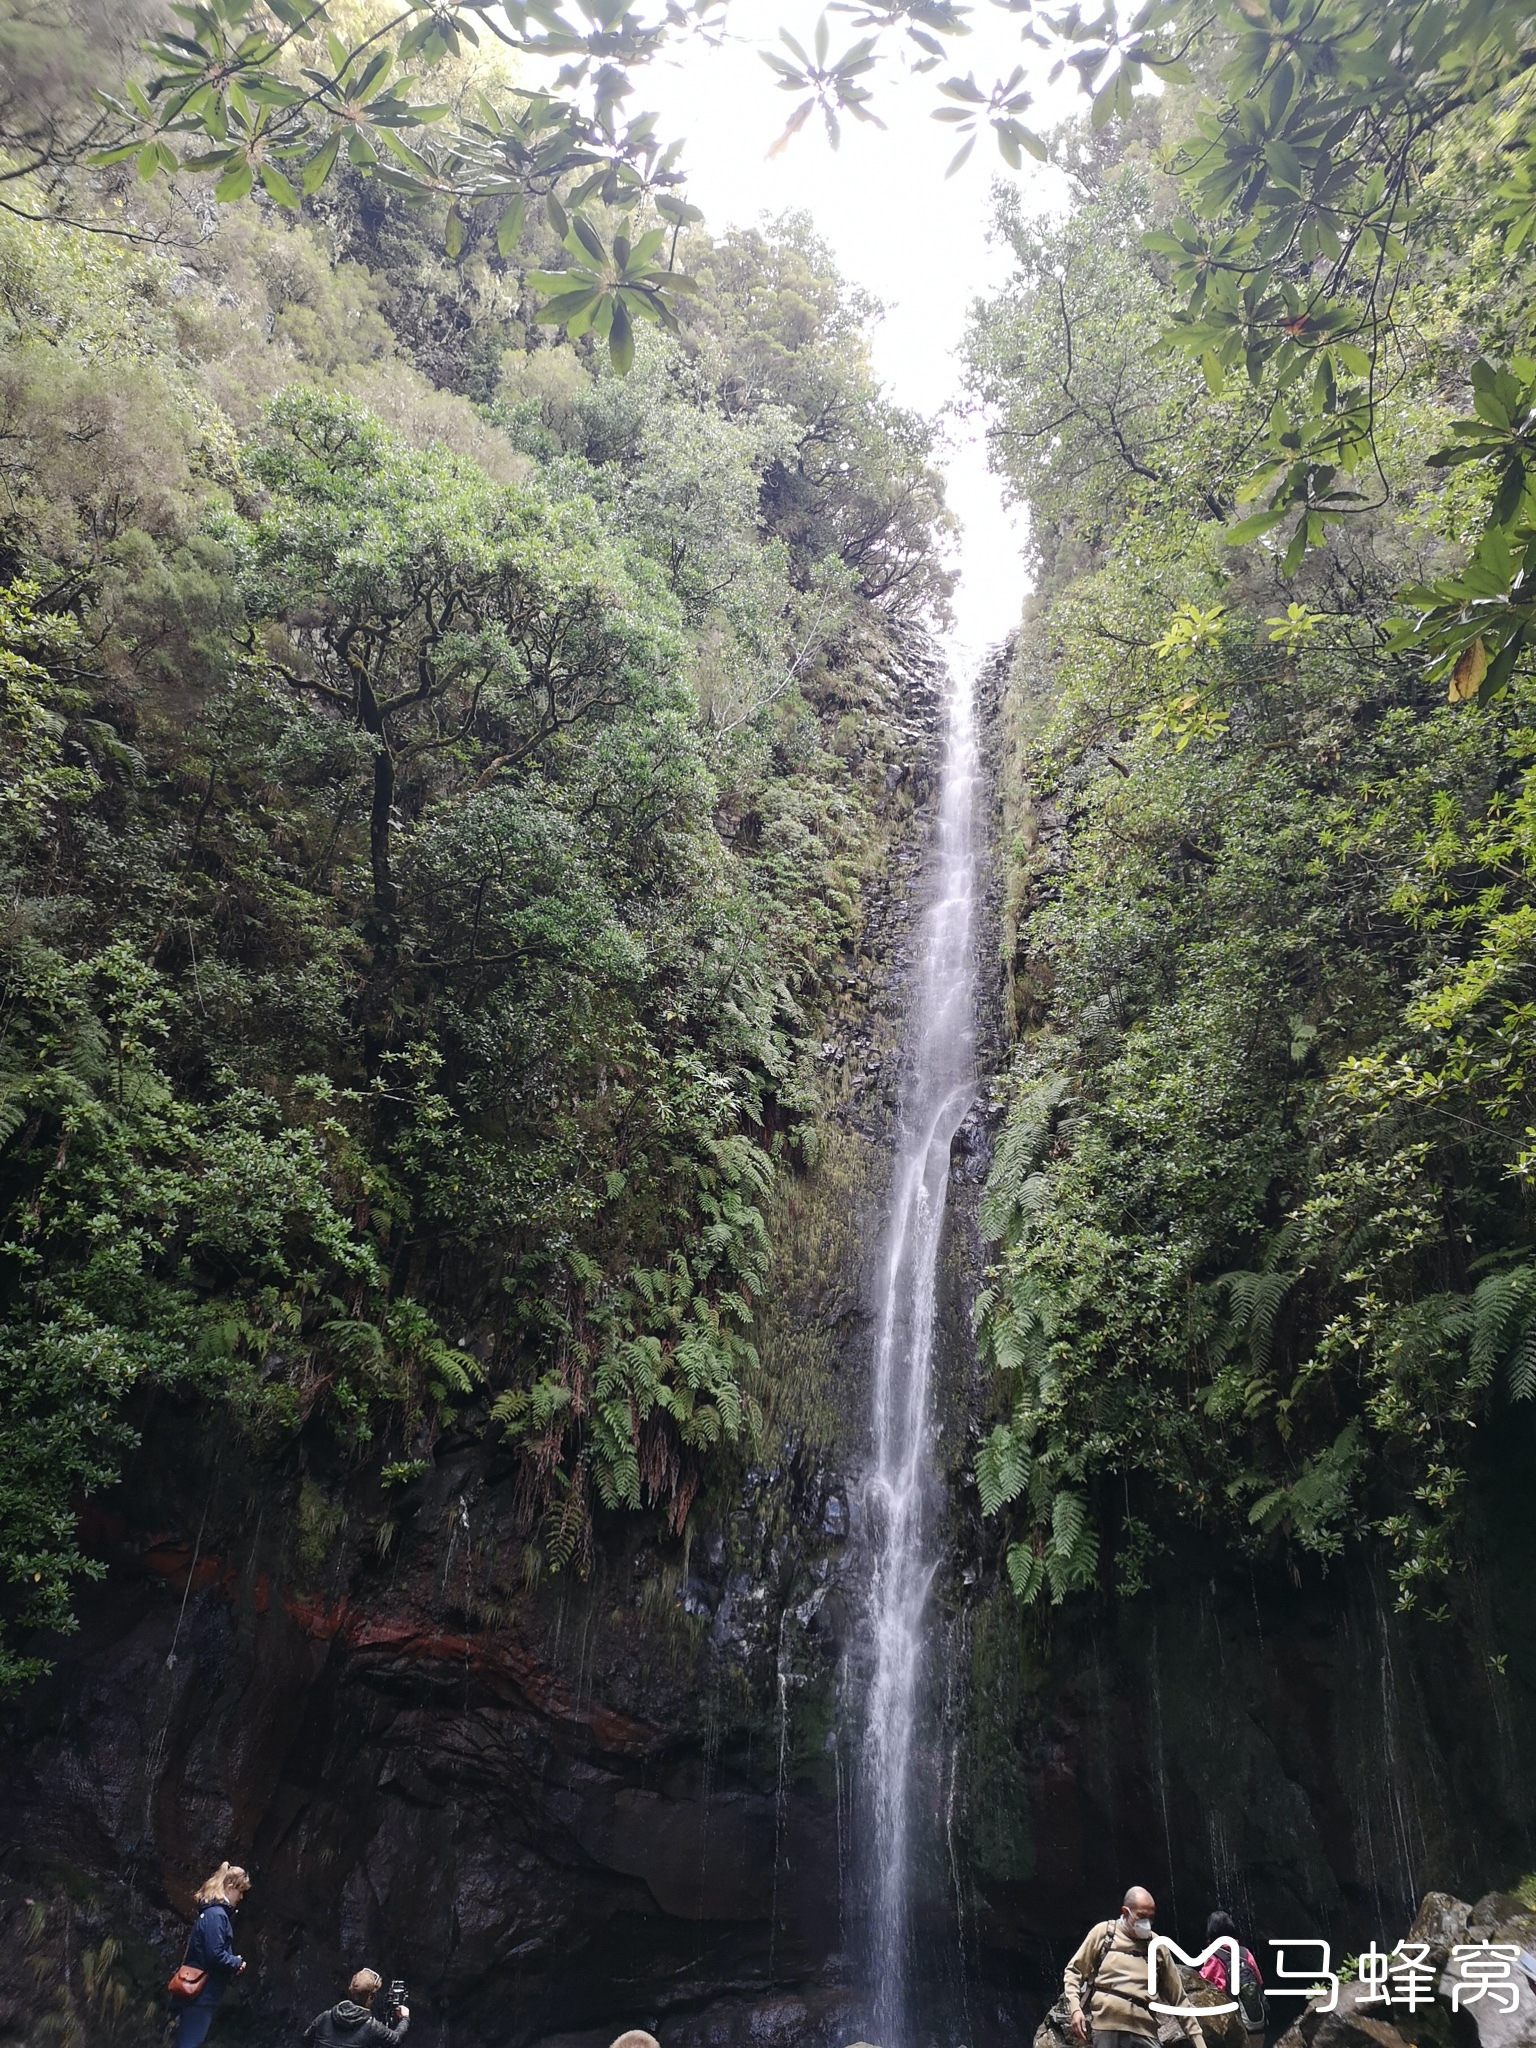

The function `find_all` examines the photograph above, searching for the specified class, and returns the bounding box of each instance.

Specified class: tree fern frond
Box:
[1050,1487,1085,1558]
[1006,1541,1047,1601]
[1470,1265,1536,1376]
[976,1421,1030,1515]
[979,1071,1071,1241]
[1047,1489,1099,1597]
[1220,1267,1296,1375]
[1509,1320,1536,1402]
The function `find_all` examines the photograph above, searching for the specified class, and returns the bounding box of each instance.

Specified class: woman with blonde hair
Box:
[168,1861,251,2047]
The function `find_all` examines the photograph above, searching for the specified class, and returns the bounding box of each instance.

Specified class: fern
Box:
[1245,1421,1364,1555]
[1469,1265,1536,1378]
[1219,1268,1296,1376]
[998,1491,1101,1605]
[1438,1264,1536,1400]
[979,1071,1071,1243]
[976,1421,1030,1515]
[1006,1541,1047,1601]
[1047,1489,1099,1598]
[1509,1319,1536,1402]
[0,1076,34,1147]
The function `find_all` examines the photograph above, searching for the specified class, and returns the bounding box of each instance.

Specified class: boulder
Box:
[1411,1896,1476,1970]
[1174,1970,1252,2048]
[1032,1994,1080,2048]
[1438,1942,1536,2048]
[1273,1983,1415,2048]
[1272,1893,1530,2048]
[1468,1897,1536,1946]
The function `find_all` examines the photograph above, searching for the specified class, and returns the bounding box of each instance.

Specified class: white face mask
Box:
[1127,1914,1154,1940]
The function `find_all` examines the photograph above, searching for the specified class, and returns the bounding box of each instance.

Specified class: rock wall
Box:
[0,1420,848,2047]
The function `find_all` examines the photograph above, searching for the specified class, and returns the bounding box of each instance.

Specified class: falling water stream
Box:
[860,658,981,2047]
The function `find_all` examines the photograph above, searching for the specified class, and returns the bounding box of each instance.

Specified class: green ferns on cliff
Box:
[967,93,1536,1619]
[0,144,950,1682]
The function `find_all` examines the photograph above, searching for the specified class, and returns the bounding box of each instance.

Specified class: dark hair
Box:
[1206,1910,1240,1943]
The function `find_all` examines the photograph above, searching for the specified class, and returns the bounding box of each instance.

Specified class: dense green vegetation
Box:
[0,21,952,1683]
[37,0,1536,697]
[10,0,1536,1675]
[966,83,1536,1618]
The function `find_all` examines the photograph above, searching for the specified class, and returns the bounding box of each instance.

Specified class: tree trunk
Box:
[370,742,397,920]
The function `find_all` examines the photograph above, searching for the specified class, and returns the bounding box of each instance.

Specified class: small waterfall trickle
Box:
[859,660,980,2047]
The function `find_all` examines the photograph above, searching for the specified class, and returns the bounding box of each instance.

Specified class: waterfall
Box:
[860,659,980,2047]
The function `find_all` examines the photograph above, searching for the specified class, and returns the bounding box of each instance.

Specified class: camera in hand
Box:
[388,1980,408,2018]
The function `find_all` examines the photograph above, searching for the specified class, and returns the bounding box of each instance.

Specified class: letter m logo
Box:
[1147,1936,1240,2015]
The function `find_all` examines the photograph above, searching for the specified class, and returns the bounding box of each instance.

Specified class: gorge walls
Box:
[4,637,1536,2048]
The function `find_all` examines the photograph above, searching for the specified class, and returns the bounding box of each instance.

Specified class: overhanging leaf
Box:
[1448,637,1488,704]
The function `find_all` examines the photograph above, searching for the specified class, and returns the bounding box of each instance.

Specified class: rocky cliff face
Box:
[938,1482,1536,2017]
[0,1417,848,2047]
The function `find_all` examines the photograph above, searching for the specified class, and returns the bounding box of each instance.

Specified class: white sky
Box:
[639,1,1078,667]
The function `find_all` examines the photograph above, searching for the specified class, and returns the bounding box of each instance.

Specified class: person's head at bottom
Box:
[349,1972,408,2017]
[1121,1887,1156,1941]
[344,1972,407,2026]
[610,2028,660,2048]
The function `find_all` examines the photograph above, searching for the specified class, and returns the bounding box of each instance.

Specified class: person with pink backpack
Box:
[1199,1911,1268,2045]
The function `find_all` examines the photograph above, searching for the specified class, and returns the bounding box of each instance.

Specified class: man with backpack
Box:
[1063,1888,1208,2048]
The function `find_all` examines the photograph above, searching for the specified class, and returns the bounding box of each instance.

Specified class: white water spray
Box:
[861,661,980,2045]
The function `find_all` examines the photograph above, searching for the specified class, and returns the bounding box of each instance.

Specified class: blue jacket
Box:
[184,1901,243,1993]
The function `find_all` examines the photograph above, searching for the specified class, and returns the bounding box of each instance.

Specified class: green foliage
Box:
[966,102,1536,1617]
[0,174,946,1680]
[1137,6,1536,621]
[22,1895,162,2048]
[76,0,702,369]
[9,0,1536,637]
[234,383,681,917]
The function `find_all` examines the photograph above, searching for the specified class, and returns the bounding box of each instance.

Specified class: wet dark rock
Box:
[1469,1898,1536,1942]
[0,1489,848,2047]
[1410,1894,1474,1968]
[951,1097,997,1186]
[1030,1989,1079,2048]
[1273,1985,1417,2048]
[1181,1973,1250,2048]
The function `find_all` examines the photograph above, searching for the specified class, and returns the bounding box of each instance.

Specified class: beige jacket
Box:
[1063,1920,1206,2045]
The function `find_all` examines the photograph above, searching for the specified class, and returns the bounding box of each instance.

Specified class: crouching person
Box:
[303,1971,410,2044]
